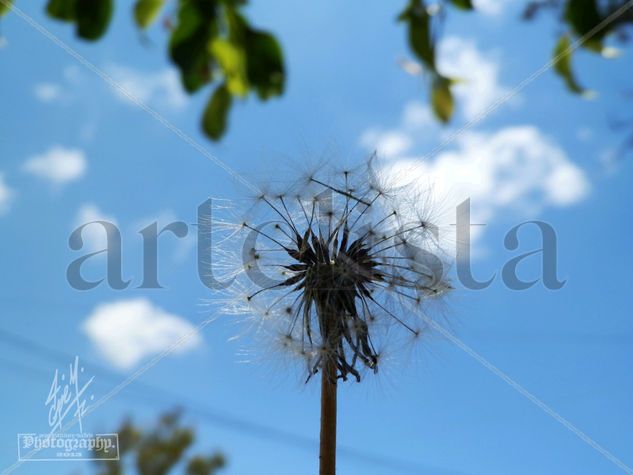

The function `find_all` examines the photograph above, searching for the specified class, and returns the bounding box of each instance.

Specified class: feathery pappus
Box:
[209,157,452,384]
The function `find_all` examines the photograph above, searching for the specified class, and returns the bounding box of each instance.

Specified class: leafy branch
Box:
[1,0,632,141]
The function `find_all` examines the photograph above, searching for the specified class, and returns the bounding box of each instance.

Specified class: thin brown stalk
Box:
[319,356,337,475]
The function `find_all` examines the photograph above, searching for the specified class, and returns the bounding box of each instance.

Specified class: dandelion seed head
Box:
[212,158,452,383]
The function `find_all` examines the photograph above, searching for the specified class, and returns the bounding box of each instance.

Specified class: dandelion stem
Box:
[319,355,337,475]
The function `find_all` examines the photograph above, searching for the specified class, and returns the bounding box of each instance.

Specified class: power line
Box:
[0,328,470,475]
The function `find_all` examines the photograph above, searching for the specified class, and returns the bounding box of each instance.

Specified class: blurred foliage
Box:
[93,410,226,475]
[553,34,588,95]
[2,0,284,141]
[134,0,165,29]
[0,0,11,16]
[523,0,633,96]
[46,0,114,40]
[0,0,632,140]
[165,0,284,140]
[398,0,464,123]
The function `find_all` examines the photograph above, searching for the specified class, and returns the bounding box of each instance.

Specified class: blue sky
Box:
[1,0,632,474]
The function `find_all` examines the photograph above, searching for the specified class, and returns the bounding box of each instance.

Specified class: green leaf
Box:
[398,0,435,70]
[0,0,12,17]
[564,0,603,51]
[449,0,473,10]
[431,75,454,123]
[46,0,77,21]
[169,0,218,93]
[46,0,113,40]
[75,0,113,40]
[202,84,232,140]
[221,10,285,99]
[210,38,249,96]
[134,0,165,29]
[553,34,588,95]
[244,30,284,99]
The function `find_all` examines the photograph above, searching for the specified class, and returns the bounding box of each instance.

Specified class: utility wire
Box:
[0,328,470,475]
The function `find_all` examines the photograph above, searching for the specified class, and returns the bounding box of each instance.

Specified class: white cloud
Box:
[83,298,201,370]
[0,174,14,216]
[402,101,435,128]
[381,127,589,224]
[33,66,82,102]
[34,83,63,102]
[74,204,117,251]
[473,0,515,16]
[32,64,186,115]
[107,64,188,110]
[360,102,433,158]
[438,36,509,121]
[360,105,590,247]
[23,146,86,185]
[360,130,412,158]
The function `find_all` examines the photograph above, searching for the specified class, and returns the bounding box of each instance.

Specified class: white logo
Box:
[17,356,119,462]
